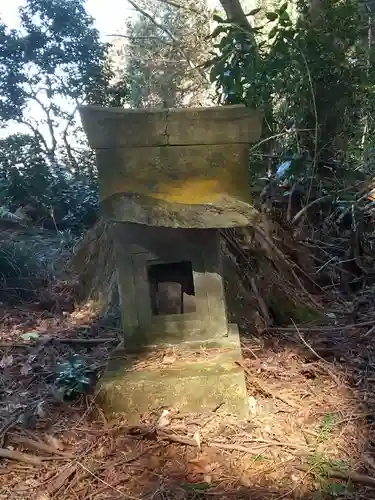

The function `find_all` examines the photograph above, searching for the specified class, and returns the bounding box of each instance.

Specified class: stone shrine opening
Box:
[147,260,196,316]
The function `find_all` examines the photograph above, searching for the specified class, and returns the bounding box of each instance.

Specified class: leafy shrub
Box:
[208,0,372,180]
[54,355,97,399]
[0,133,99,233]
[55,179,99,233]
[0,240,44,278]
[0,239,50,302]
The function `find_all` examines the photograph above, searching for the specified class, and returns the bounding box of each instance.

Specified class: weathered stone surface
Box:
[96,144,251,205]
[95,143,258,227]
[98,325,248,420]
[80,104,262,230]
[79,104,262,149]
[102,193,259,229]
[112,223,229,346]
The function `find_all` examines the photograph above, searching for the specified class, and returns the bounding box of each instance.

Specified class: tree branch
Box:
[62,105,80,172]
[124,0,209,83]
[24,86,57,161]
[153,0,204,15]
[218,0,253,30]
[19,119,49,155]
[107,33,175,48]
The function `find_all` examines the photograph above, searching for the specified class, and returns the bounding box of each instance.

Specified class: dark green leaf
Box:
[180,483,211,491]
[213,14,225,23]
[268,26,278,38]
[247,8,262,16]
[209,60,226,83]
[266,12,278,21]
[211,25,228,38]
[279,10,291,24]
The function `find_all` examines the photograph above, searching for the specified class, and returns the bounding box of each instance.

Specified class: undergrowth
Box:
[0,231,72,303]
[0,239,48,302]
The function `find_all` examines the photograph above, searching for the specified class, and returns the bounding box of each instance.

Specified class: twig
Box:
[81,477,126,500]
[113,444,161,466]
[77,461,140,499]
[248,129,313,156]
[154,0,204,14]
[0,337,118,349]
[9,434,73,458]
[287,182,298,222]
[0,448,42,466]
[0,410,23,447]
[292,40,318,207]
[362,454,375,473]
[241,437,311,451]
[292,183,366,225]
[46,464,78,495]
[363,325,375,337]
[210,442,267,455]
[55,337,119,345]
[124,0,209,83]
[236,360,299,409]
[158,431,198,447]
[291,320,341,385]
[267,320,375,332]
[252,225,325,303]
[296,464,375,487]
[291,320,327,363]
[106,33,175,47]
[292,194,333,225]
[250,278,272,325]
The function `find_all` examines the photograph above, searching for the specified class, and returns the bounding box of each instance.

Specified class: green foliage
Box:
[307,453,349,498]
[54,354,96,398]
[0,238,49,302]
[206,0,375,271]
[319,482,346,498]
[0,0,122,232]
[0,239,46,281]
[21,331,40,341]
[0,134,53,205]
[0,23,26,122]
[0,0,124,121]
[307,453,349,480]
[317,413,340,442]
[0,133,99,232]
[180,482,211,492]
[0,0,129,234]
[208,0,371,163]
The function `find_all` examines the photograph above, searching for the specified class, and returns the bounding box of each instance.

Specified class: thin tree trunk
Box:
[218,0,252,29]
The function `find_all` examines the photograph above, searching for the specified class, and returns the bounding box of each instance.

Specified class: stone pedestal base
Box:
[98,325,248,421]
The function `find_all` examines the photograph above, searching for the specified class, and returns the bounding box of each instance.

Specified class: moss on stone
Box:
[269,293,324,326]
[98,346,249,422]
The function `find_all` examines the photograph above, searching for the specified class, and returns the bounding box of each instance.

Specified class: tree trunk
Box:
[218,0,252,29]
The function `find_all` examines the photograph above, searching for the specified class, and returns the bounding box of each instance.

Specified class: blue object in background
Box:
[275,160,292,179]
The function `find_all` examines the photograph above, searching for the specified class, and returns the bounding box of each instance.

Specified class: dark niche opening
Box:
[147,261,196,316]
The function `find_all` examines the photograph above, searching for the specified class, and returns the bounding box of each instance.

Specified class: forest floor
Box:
[1,233,375,499]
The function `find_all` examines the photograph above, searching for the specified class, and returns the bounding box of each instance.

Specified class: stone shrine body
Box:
[79,105,262,419]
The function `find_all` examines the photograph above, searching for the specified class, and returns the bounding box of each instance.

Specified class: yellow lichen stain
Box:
[99,164,251,205]
[152,178,223,204]
[100,176,251,205]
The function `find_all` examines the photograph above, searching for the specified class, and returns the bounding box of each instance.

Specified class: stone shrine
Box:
[79,105,262,419]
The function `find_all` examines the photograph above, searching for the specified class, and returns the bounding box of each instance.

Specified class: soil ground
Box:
[1,230,375,499]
